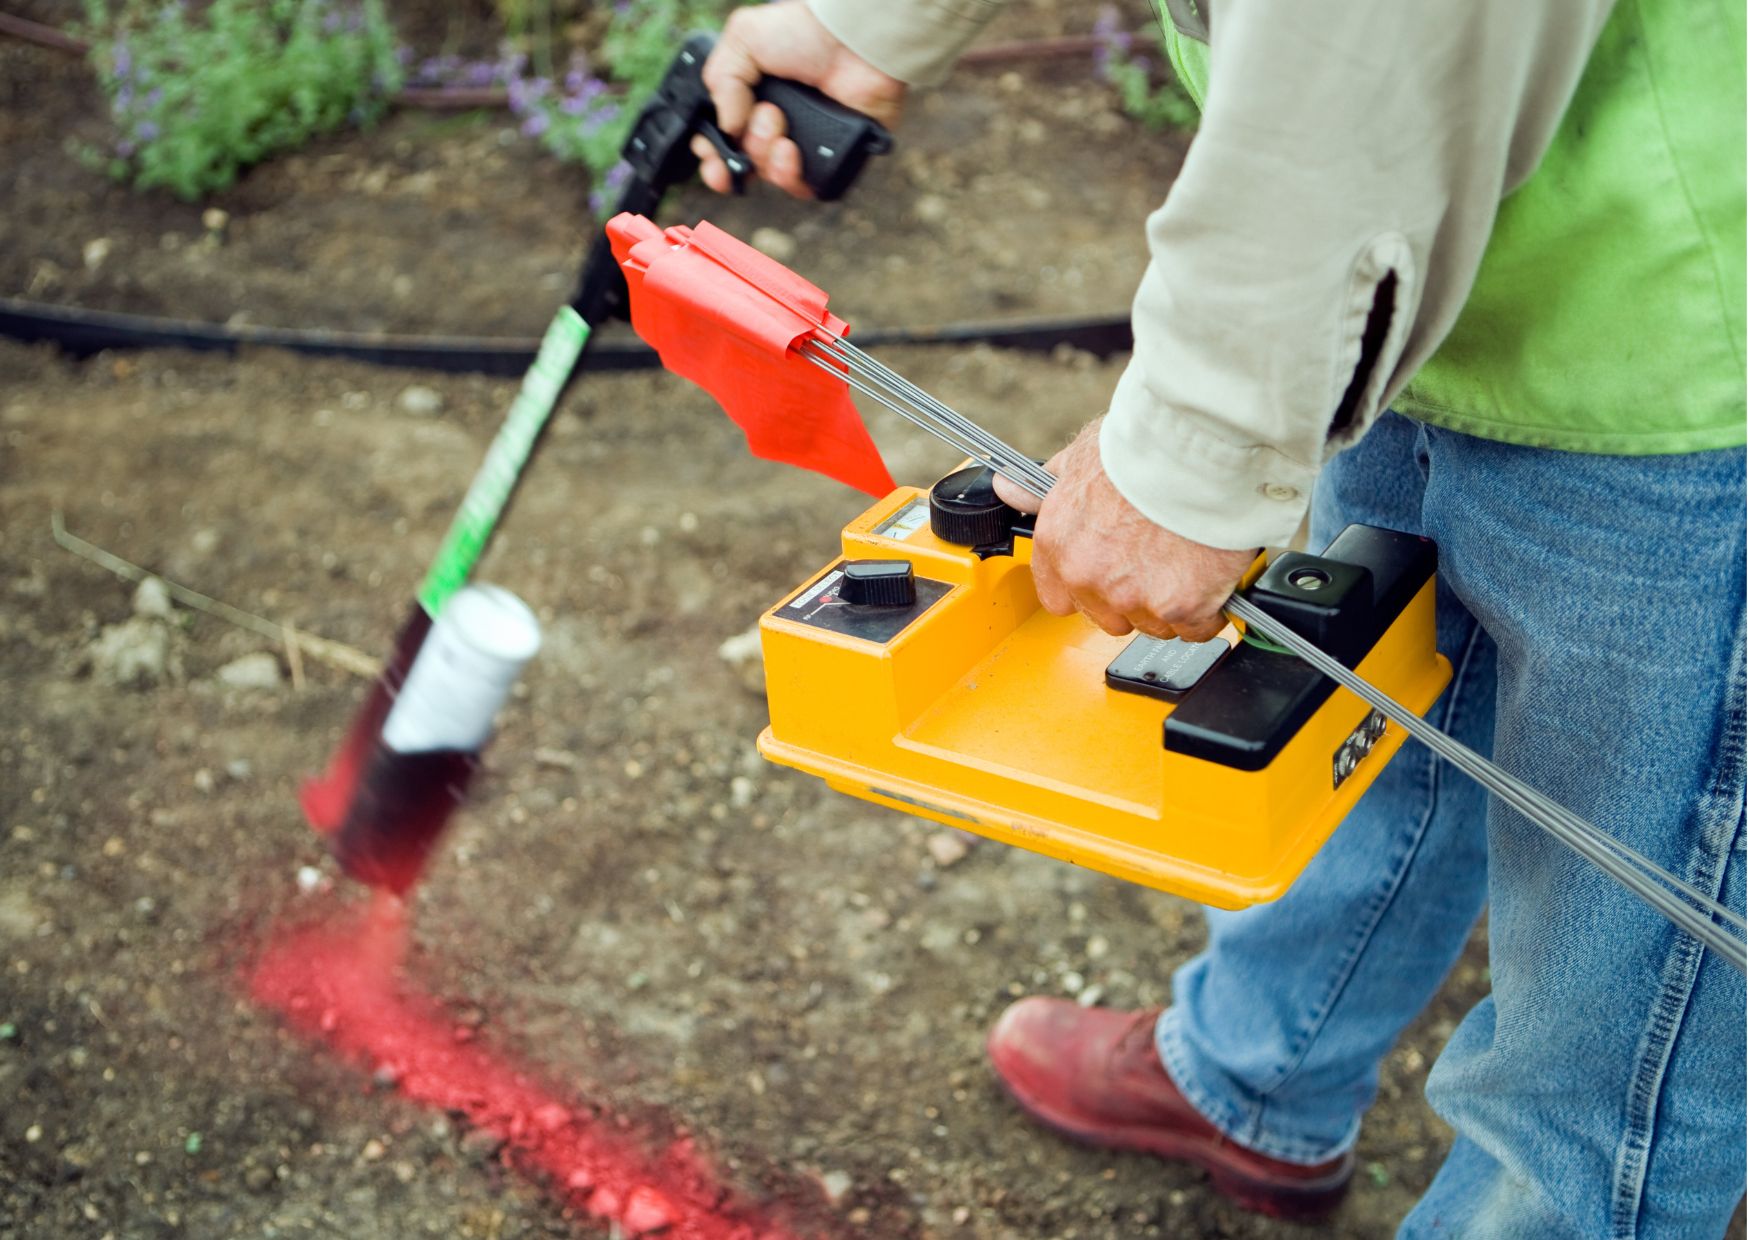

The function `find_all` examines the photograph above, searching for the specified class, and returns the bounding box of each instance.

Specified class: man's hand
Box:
[692,1,906,197]
[993,420,1259,642]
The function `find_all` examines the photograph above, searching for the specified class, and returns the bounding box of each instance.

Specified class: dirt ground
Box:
[0,328,1492,1240]
[3,7,1715,1240]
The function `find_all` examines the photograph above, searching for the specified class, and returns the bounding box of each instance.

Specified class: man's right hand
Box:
[692,1,906,198]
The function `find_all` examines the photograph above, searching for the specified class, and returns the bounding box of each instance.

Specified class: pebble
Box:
[817,1169,854,1206]
[397,385,444,416]
[729,775,757,809]
[622,1186,675,1235]
[295,866,323,894]
[243,1165,274,1193]
[225,759,253,781]
[457,1128,505,1163]
[360,1139,386,1162]
[716,625,765,695]
[201,208,229,233]
[131,576,173,619]
[215,652,283,691]
[750,226,797,262]
[912,194,950,225]
[925,832,971,869]
[82,238,112,270]
[86,618,172,689]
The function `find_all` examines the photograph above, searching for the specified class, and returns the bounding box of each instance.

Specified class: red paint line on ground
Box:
[248,896,808,1240]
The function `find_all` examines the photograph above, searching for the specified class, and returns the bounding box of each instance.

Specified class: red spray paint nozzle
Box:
[311,586,541,894]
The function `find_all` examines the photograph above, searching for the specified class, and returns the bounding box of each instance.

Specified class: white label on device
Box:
[790,570,844,611]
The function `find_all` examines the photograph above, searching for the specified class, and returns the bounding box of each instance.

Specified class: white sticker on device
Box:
[790,570,844,610]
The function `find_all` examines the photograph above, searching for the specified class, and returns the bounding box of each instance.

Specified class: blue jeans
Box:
[1155,413,1746,1238]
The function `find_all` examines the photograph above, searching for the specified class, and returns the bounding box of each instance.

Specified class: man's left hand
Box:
[992,419,1258,643]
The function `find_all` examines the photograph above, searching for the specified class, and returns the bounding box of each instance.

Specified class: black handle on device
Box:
[571,32,893,324]
[751,76,894,202]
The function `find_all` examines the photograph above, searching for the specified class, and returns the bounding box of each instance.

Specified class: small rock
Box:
[397,385,444,416]
[225,758,253,781]
[1060,970,1085,995]
[215,652,283,691]
[192,768,214,794]
[371,1063,400,1089]
[82,238,112,270]
[729,775,757,809]
[86,618,172,689]
[201,208,229,233]
[24,1124,42,1143]
[533,747,578,770]
[188,527,221,557]
[925,832,971,869]
[817,1169,854,1206]
[457,1128,505,1163]
[1075,984,1105,1008]
[749,226,797,262]
[295,866,323,894]
[716,625,765,695]
[622,1186,675,1235]
[131,576,173,620]
[360,1139,386,1162]
[912,194,950,225]
[392,1160,416,1184]
[243,1165,274,1193]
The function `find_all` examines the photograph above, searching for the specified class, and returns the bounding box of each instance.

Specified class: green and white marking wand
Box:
[301,33,892,860]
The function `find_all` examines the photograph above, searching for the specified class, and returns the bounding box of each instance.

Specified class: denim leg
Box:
[1401,434,1747,1239]
[1157,413,1495,1163]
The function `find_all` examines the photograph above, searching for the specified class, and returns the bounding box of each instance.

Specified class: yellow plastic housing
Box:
[757,487,1452,908]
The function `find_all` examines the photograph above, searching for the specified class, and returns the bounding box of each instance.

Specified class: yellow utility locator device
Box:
[757,465,1452,909]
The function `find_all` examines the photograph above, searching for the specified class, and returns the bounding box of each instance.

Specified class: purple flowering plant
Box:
[405,0,726,217]
[80,0,403,199]
[1092,4,1196,131]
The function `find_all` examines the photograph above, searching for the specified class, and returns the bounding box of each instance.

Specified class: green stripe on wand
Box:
[417,307,592,616]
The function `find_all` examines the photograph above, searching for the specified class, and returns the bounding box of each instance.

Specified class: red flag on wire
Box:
[607,214,896,498]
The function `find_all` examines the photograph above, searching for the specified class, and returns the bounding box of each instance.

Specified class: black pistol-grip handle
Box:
[751,77,893,201]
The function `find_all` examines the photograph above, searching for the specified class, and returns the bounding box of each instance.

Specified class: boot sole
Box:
[992,1072,1353,1222]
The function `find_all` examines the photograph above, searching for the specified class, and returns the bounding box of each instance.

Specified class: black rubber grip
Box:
[752,77,893,201]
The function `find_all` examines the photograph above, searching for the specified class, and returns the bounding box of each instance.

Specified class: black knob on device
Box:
[929,465,1020,547]
[840,560,916,607]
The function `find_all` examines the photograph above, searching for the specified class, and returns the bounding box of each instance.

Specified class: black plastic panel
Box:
[782,562,951,644]
[1162,526,1437,770]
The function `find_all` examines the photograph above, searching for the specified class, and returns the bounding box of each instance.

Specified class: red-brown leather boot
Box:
[987,997,1353,1221]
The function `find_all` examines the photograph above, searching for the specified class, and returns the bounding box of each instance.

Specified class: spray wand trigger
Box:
[694,117,753,193]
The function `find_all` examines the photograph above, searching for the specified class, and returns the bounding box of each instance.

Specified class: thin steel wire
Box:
[802,335,1748,973]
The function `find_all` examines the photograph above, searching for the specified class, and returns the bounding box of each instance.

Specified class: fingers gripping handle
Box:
[751,77,893,201]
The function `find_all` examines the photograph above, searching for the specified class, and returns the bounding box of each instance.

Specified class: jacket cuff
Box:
[1099,362,1319,551]
[806,0,1005,86]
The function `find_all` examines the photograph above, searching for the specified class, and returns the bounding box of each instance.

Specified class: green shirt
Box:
[1168,0,1746,455]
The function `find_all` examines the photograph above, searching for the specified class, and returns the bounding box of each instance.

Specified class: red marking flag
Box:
[607,214,896,497]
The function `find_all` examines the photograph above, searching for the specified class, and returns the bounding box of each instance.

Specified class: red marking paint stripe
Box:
[249,899,808,1239]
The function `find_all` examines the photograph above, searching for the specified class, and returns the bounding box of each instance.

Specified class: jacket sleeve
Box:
[1100,0,1615,549]
[806,0,1011,86]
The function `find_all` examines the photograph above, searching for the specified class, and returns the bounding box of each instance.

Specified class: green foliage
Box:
[80,0,404,200]
[1093,4,1198,132]
[505,0,733,213]
[1103,53,1198,131]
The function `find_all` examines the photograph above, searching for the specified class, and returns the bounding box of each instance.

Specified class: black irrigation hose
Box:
[0,296,1134,375]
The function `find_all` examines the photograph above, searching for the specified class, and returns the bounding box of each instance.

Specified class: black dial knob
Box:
[929,465,1019,547]
[840,559,916,607]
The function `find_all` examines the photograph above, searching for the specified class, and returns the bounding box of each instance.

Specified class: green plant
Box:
[504,0,734,214]
[80,0,404,200]
[1094,5,1198,132]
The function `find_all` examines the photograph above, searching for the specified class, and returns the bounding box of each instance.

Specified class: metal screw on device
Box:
[1288,567,1331,591]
